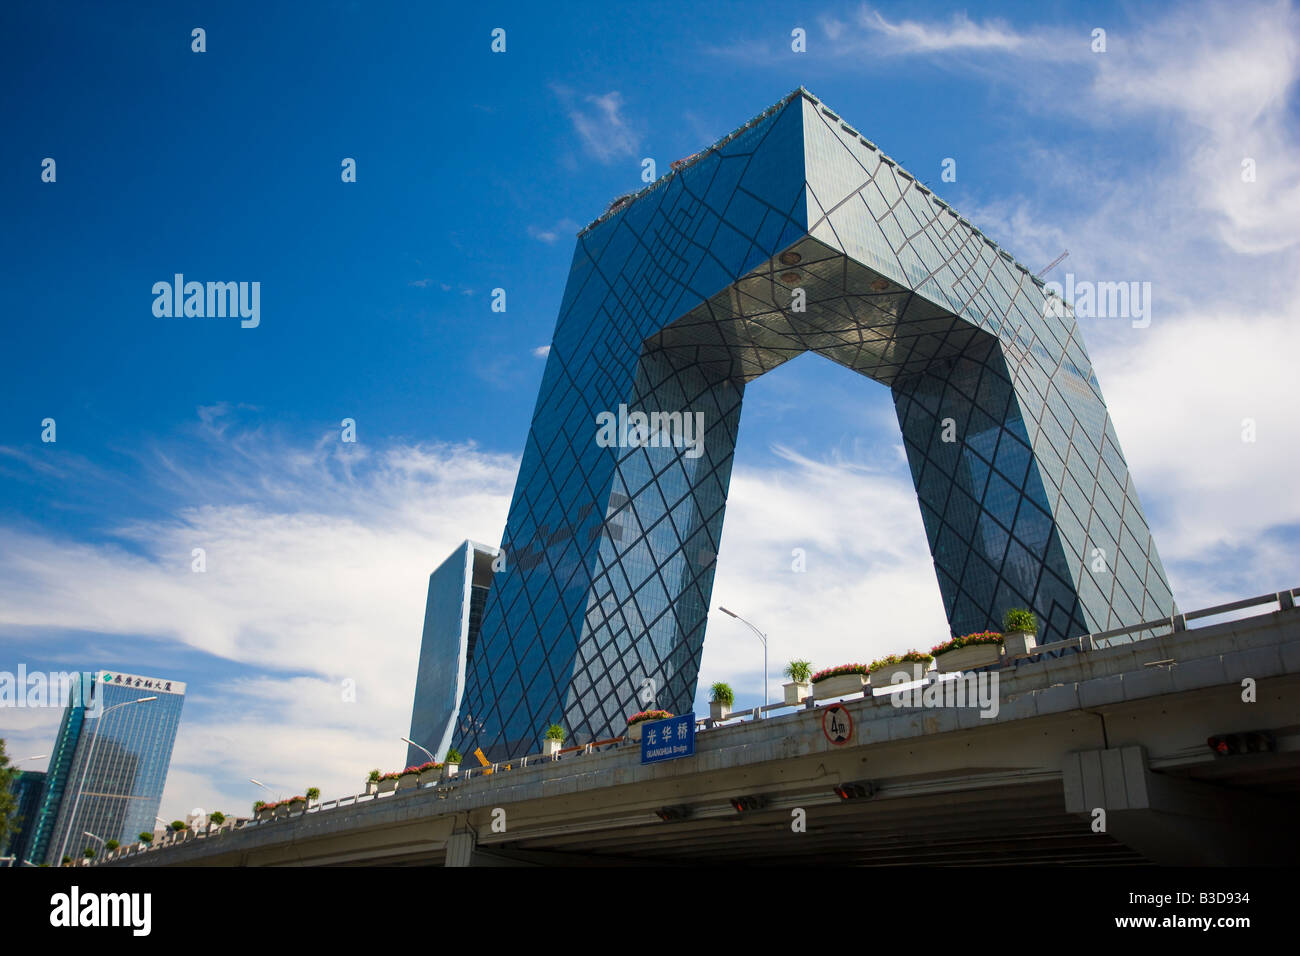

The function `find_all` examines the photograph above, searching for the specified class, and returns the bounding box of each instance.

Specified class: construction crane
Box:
[1035,249,1069,277]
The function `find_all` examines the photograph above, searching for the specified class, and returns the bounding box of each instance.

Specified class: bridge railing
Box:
[85,584,1298,865]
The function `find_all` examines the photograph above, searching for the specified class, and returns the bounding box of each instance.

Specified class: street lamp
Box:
[249,778,285,801]
[83,831,105,849]
[400,736,436,764]
[718,607,769,714]
[57,696,157,863]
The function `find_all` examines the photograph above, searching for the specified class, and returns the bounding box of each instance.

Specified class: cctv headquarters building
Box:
[407,89,1174,763]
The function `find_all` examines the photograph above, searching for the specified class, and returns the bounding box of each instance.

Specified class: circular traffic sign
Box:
[822,704,853,745]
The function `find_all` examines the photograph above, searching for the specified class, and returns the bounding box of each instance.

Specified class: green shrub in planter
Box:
[545,724,566,742]
[710,682,735,706]
[252,800,266,814]
[83,847,95,859]
[306,787,320,801]
[1002,608,1037,634]
[783,660,813,684]
[137,832,153,844]
[209,811,225,826]
[105,839,120,851]
[169,820,187,832]
[445,749,462,764]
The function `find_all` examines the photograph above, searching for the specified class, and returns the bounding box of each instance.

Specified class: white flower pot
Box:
[1003,630,1037,657]
[813,673,868,699]
[543,738,562,756]
[365,781,379,795]
[783,681,811,705]
[710,700,731,720]
[934,642,1003,673]
[443,763,459,778]
[869,661,933,687]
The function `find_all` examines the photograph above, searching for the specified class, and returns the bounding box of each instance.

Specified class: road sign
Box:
[641,713,695,764]
[822,704,853,745]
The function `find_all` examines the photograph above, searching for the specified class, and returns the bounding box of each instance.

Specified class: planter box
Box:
[627,721,645,742]
[709,700,731,720]
[812,673,868,699]
[869,661,933,688]
[286,800,307,814]
[396,774,420,791]
[542,739,562,757]
[364,781,379,795]
[255,808,274,822]
[783,681,812,705]
[934,642,1003,673]
[1004,630,1038,657]
[418,768,440,785]
[377,778,398,794]
[443,763,459,778]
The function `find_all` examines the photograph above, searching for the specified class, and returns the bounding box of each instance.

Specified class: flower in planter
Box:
[868,651,934,672]
[209,811,226,826]
[367,769,381,783]
[305,787,320,801]
[931,631,1004,656]
[627,709,673,726]
[414,761,441,773]
[810,664,870,683]
[445,749,462,764]
[709,682,735,706]
[783,660,813,683]
[545,723,566,742]
[1002,608,1038,635]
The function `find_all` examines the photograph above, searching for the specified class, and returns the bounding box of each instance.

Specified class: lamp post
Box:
[57,696,157,864]
[249,778,285,802]
[718,607,769,715]
[401,736,437,764]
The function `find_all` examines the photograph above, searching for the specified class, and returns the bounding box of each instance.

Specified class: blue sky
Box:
[2,1,1298,821]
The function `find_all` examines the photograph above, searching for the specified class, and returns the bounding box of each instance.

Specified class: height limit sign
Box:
[822,704,853,745]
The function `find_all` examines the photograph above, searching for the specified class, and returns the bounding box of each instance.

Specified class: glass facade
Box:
[2,770,46,864]
[406,541,498,767]
[456,88,1173,760]
[39,670,185,863]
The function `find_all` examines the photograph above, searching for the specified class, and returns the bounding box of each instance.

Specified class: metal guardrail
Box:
[81,585,1298,866]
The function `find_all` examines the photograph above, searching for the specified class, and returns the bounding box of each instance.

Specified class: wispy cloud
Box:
[527,218,579,244]
[531,345,551,358]
[555,87,641,163]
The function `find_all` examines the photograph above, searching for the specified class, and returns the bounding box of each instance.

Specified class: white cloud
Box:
[532,345,551,358]
[557,88,641,163]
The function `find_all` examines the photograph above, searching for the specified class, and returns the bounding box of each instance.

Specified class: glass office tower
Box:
[406,541,498,768]
[455,88,1174,760]
[36,670,185,863]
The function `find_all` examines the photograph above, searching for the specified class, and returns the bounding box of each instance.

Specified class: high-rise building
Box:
[2,770,46,865]
[33,670,185,863]
[449,88,1173,760]
[406,541,498,768]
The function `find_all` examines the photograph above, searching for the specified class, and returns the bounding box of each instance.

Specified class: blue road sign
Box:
[641,713,695,764]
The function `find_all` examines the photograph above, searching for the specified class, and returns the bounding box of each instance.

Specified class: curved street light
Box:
[718,607,769,715]
[401,736,437,764]
[57,696,157,863]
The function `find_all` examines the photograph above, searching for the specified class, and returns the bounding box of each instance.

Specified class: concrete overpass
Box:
[100,589,1300,866]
